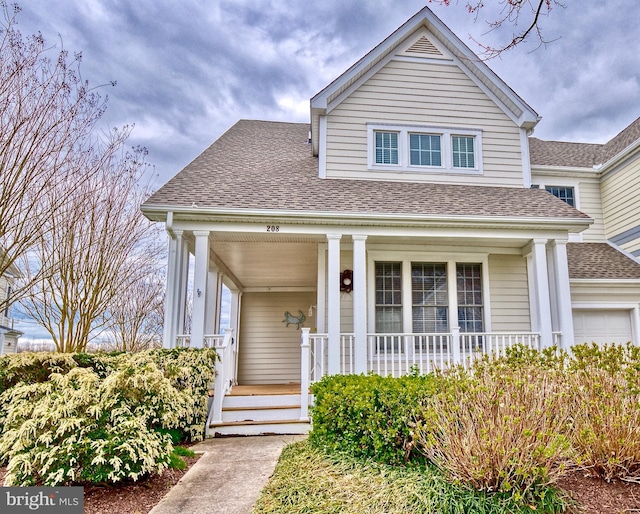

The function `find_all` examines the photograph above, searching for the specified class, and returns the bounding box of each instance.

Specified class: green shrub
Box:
[309,373,439,465]
[416,359,573,503]
[0,348,217,486]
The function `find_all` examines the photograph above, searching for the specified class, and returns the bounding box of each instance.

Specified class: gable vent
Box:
[406,36,442,56]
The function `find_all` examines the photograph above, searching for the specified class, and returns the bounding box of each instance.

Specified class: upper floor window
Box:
[545,186,575,207]
[452,136,475,168]
[410,134,442,167]
[375,131,399,165]
[369,123,482,174]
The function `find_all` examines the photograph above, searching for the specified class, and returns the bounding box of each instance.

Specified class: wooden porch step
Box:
[210,418,306,427]
[209,420,310,437]
[223,404,301,412]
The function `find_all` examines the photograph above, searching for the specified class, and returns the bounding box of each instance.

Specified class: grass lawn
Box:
[252,440,572,514]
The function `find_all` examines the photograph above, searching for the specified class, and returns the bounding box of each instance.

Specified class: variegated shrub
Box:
[0,348,216,486]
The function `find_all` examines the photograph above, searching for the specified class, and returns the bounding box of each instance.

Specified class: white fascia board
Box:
[143,204,593,232]
[520,129,532,188]
[571,279,640,285]
[531,165,601,178]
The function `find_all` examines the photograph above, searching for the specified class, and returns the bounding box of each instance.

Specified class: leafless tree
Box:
[20,141,164,353]
[101,267,165,353]
[431,0,564,58]
[0,3,121,314]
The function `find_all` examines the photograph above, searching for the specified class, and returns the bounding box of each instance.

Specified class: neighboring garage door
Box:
[573,309,633,346]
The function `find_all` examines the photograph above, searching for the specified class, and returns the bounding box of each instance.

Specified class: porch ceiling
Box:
[211,240,319,289]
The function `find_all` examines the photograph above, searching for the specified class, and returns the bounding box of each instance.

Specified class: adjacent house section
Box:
[0,265,22,355]
[142,6,640,435]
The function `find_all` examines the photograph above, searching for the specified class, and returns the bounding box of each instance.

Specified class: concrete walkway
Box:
[149,435,306,514]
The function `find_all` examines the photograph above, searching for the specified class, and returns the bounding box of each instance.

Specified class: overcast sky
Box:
[10,1,640,341]
[14,0,640,188]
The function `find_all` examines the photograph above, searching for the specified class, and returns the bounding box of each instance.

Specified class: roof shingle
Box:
[145,120,589,221]
[529,116,640,168]
[567,243,640,279]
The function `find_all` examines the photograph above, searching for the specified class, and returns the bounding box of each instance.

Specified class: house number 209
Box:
[266,225,280,232]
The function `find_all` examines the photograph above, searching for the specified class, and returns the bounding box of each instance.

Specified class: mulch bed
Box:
[557,470,640,513]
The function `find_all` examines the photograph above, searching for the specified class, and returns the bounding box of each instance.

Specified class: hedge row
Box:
[310,343,640,502]
[0,348,217,486]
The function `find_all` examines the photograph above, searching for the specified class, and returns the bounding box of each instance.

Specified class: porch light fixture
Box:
[340,269,353,293]
[197,288,202,297]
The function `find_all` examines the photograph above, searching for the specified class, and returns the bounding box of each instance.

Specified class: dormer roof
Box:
[309,6,540,155]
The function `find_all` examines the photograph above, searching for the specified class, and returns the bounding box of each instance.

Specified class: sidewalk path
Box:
[149,435,305,514]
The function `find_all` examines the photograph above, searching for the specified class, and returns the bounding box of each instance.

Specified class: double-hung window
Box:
[411,263,448,333]
[369,124,482,174]
[452,136,475,168]
[375,131,399,165]
[456,263,484,333]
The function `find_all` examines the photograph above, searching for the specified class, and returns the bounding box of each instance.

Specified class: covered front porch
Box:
[160,219,581,435]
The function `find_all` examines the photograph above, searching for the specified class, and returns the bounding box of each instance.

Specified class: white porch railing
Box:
[302,329,545,386]
[205,328,236,433]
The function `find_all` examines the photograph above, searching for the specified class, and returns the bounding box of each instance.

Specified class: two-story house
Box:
[0,264,22,355]
[142,6,640,435]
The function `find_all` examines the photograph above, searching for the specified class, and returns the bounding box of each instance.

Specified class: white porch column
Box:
[175,232,189,338]
[549,239,574,349]
[229,289,242,384]
[327,234,342,374]
[163,234,179,348]
[352,235,367,373]
[163,230,188,348]
[214,272,224,333]
[204,268,218,336]
[530,239,553,348]
[316,243,327,333]
[191,231,210,348]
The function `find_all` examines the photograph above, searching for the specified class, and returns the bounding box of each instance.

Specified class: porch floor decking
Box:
[230,383,302,396]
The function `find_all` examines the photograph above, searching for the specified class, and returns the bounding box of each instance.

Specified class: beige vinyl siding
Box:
[488,254,531,331]
[325,59,524,186]
[531,172,605,241]
[601,157,640,251]
[238,291,315,385]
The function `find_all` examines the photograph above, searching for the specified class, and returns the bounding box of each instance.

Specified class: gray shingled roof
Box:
[567,243,640,279]
[530,116,640,168]
[145,120,589,221]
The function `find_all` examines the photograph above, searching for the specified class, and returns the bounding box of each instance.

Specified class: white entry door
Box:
[573,309,633,346]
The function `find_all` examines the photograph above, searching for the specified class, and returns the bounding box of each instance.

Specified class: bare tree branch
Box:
[430,0,565,59]
[0,2,116,313]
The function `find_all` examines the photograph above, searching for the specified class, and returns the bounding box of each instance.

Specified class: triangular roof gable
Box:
[310,6,540,155]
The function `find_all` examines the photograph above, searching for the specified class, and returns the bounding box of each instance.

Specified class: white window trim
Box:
[367,123,483,175]
[367,250,491,335]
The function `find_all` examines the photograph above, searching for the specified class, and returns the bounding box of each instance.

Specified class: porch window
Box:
[374,131,399,165]
[373,260,484,338]
[375,262,402,352]
[411,263,448,333]
[457,263,484,332]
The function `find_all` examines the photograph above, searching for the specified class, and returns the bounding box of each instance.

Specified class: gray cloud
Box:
[13,0,640,179]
